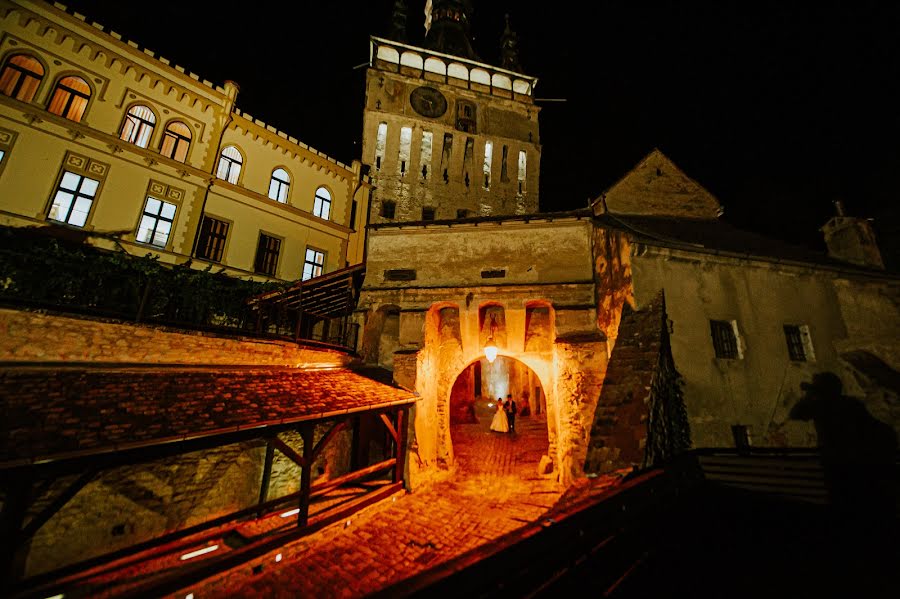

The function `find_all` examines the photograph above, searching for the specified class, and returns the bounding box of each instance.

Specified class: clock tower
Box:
[362,2,540,224]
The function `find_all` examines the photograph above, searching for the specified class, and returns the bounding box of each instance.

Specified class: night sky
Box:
[64,1,900,266]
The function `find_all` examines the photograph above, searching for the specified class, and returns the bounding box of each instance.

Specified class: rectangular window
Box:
[710,320,741,359]
[440,133,453,183]
[254,233,281,276]
[784,324,814,362]
[422,206,436,221]
[463,137,474,188]
[483,141,492,189]
[302,247,325,281]
[196,215,229,262]
[48,171,98,227]
[420,131,433,179]
[136,196,176,247]
[381,200,396,220]
[457,209,469,219]
[518,150,527,194]
[398,126,412,175]
[500,145,509,183]
[350,200,358,230]
[374,122,387,171]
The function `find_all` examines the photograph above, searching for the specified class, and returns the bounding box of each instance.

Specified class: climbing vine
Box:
[0,225,283,330]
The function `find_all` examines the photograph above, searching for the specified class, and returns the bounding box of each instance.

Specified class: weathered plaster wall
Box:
[630,245,860,448]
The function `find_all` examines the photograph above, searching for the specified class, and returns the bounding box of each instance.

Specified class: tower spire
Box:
[389,0,408,43]
[423,0,478,60]
[500,13,522,72]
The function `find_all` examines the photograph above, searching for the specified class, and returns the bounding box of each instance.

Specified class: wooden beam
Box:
[394,407,410,486]
[380,413,399,444]
[256,440,275,517]
[310,458,397,498]
[272,436,307,468]
[311,420,348,464]
[19,469,97,542]
[298,425,315,528]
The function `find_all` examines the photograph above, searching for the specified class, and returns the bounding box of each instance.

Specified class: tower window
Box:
[119,105,157,148]
[216,146,243,184]
[136,196,176,248]
[313,186,332,220]
[420,131,433,180]
[47,75,91,122]
[500,145,509,183]
[381,200,396,219]
[456,100,476,133]
[160,121,192,163]
[710,320,741,359]
[398,126,412,175]
[440,133,453,184]
[483,141,493,189]
[517,150,527,194]
[268,168,291,203]
[422,206,436,221]
[374,122,387,170]
[0,54,44,102]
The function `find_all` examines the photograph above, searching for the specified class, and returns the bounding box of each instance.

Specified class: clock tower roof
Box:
[424,0,478,61]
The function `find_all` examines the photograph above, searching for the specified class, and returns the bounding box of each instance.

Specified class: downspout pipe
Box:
[190,80,239,259]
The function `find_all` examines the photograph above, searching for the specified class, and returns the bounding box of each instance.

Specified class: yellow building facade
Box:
[0,0,371,282]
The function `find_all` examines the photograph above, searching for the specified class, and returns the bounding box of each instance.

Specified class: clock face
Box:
[409,86,448,118]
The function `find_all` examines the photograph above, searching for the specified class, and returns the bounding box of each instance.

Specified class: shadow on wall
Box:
[789,371,898,540]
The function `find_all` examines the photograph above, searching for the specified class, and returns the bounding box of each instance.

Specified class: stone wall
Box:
[3,306,356,576]
[0,308,350,367]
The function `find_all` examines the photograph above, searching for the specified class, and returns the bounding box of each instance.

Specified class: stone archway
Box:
[449,356,546,425]
[447,355,551,478]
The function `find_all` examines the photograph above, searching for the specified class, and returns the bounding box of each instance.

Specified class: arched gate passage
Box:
[447,356,550,479]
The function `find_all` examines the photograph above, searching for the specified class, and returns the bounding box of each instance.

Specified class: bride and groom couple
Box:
[490,394,517,434]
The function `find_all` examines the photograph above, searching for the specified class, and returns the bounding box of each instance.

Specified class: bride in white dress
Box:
[490,398,509,433]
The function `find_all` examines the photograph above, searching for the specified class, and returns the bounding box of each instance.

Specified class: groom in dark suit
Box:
[505,393,517,433]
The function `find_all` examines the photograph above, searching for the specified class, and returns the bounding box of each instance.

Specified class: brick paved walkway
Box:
[186,412,563,598]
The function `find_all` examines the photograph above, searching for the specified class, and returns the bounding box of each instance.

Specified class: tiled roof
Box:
[597,213,887,272]
[0,367,415,466]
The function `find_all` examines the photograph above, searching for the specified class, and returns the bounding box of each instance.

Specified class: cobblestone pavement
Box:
[186,412,565,598]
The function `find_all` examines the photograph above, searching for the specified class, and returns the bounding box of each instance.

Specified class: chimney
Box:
[821,200,884,269]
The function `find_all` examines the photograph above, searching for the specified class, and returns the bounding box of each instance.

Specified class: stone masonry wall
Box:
[0,308,350,367]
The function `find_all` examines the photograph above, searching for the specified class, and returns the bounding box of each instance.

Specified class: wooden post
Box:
[297,425,315,528]
[135,278,152,323]
[394,407,410,486]
[293,308,304,342]
[257,440,274,517]
[1,473,32,590]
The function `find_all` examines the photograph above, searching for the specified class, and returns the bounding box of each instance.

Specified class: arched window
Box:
[216,145,242,184]
[313,186,331,220]
[0,54,44,102]
[47,75,91,122]
[160,121,191,163]
[119,105,156,148]
[268,168,290,203]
